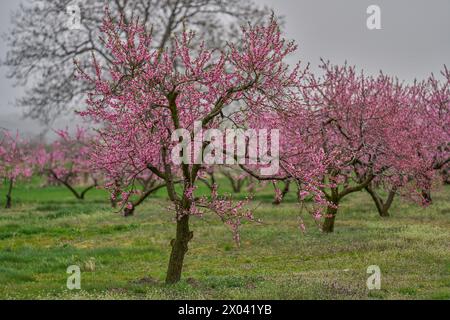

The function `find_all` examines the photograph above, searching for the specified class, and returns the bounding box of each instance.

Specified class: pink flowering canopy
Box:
[76,9,317,283]
[241,62,449,226]
[37,128,94,182]
[421,68,450,176]
[0,130,32,182]
[35,127,99,200]
[248,60,450,231]
[0,130,32,208]
[76,11,310,230]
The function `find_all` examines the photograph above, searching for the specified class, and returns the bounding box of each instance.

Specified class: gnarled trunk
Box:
[48,170,95,201]
[322,205,338,233]
[366,186,396,218]
[165,214,193,284]
[378,206,390,218]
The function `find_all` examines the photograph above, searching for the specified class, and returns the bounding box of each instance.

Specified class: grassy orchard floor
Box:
[0,179,449,300]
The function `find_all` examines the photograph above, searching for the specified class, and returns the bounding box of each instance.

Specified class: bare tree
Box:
[2,0,277,124]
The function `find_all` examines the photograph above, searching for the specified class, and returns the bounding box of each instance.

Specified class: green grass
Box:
[0,179,449,300]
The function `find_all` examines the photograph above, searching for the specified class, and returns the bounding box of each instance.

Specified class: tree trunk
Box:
[5,179,14,209]
[111,197,118,209]
[165,214,193,284]
[247,177,256,193]
[421,189,432,205]
[443,170,450,185]
[322,174,375,233]
[378,206,390,218]
[322,205,337,233]
[123,206,135,217]
[231,180,240,193]
[273,181,291,205]
[48,170,93,201]
[234,185,241,193]
[121,183,167,217]
[366,186,396,218]
[223,173,243,193]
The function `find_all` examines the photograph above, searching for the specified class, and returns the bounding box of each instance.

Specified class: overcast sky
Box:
[1,0,449,135]
[256,0,450,79]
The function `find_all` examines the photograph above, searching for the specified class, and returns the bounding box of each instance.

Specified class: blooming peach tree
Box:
[294,62,445,231]
[76,11,312,284]
[356,67,450,215]
[0,130,32,209]
[421,69,450,192]
[36,128,99,200]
